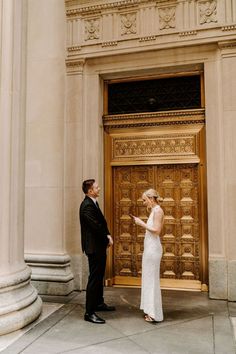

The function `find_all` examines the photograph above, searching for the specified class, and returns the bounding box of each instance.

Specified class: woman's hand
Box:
[133,216,145,227]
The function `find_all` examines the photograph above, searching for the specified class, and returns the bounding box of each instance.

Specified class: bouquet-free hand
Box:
[130,214,145,227]
[107,235,113,247]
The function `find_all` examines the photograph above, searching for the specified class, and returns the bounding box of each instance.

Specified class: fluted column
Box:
[0,0,42,335]
[24,0,74,295]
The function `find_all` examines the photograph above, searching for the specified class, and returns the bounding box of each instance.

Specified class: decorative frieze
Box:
[65,0,236,56]
[112,134,197,161]
[84,18,100,40]
[159,6,176,30]
[199,0,217,25]
[120,12,137,35]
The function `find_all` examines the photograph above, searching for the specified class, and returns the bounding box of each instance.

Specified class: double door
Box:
[110,163,207,290]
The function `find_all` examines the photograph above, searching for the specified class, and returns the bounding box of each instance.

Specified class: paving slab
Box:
[1,288,235,354]
[62,337,149,354]
[130,315,214,354]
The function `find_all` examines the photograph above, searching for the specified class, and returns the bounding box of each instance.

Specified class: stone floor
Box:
[1,288,236,354]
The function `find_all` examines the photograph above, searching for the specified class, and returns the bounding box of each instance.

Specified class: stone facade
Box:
[65,0,236,300]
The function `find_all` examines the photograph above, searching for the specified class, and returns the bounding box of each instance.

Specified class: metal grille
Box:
[108,75,201,115]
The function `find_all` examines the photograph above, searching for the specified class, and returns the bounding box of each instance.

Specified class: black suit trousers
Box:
[86,250,107,314]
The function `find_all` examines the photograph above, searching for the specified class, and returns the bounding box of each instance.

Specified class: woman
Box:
[131,189,164,323]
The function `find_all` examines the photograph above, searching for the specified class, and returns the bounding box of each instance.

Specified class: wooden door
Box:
[112,164,204,290]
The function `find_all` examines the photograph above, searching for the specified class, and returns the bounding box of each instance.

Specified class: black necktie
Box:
[95,201,99,209]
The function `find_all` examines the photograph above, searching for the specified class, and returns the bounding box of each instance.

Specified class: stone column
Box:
[0,0,42,335]
[24,0,74,295]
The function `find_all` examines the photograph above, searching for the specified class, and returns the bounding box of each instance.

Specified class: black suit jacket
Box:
[79,196,110,254]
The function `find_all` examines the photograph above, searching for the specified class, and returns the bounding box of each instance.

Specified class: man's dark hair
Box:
[82,179,95,194]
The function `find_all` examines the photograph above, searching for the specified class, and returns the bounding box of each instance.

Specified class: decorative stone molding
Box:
[25,254,74,295]
[179,31,197,37]
[66,59,85,75]
[222,25,236,31]
[139,35,156,42]
[121,12,137,35]
[0,266,42,335]
[218,40,236,50]
[65,0,236,56]
[101,41,118,47]
[85,18,100,40]
[103,109,205,130]
[218,40,236,57]
[159,6,176,30]
[199,0,217,25]
[67,45,82,52]
[65,0,163,16]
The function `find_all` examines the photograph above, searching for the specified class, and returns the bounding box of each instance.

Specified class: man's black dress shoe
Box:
[96,303,116,312]
[84,313,105,324]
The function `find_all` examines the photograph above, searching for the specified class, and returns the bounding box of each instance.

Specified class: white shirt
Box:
[89,196,97,206]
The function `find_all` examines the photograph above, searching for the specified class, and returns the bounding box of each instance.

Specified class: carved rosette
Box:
[199,0,217,25]
[159,6,176,30]
[85,18,100,40]
[120,13,137,35]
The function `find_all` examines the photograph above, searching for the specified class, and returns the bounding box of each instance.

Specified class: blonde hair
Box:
[143,189,163,203]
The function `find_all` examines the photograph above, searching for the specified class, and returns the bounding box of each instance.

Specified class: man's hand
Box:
[107,235,113,247]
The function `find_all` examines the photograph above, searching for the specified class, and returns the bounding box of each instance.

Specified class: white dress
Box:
[140,205,163,321]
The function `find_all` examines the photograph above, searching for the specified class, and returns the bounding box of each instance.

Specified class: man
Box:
[79,179,115,324]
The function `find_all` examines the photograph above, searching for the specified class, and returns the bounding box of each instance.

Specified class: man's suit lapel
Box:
[85,196,102,215]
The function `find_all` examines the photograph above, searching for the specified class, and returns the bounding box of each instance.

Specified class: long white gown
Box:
[140,205,163,321]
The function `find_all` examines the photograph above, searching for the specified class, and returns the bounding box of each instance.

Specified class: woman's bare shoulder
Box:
[153,205,164,216]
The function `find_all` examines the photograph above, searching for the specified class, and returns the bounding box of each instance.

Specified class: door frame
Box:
[103,73,208,291]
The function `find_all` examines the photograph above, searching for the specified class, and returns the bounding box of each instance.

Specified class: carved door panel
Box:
[112,164,201,288]
[113,166,155,284]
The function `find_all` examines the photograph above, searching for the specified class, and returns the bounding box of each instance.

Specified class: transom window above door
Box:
[107,74,202,115]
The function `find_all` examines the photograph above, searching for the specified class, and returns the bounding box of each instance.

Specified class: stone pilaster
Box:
[0,0,42,335]
[220,41,236,301]
[208,41,236,300]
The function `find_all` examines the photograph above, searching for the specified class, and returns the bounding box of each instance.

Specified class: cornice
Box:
[103,109,205,130]
[66,0,170,16]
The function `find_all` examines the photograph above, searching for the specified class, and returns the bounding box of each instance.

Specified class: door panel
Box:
[112,164,201,289]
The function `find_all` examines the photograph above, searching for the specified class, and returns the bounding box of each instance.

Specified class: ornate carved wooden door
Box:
[103,108,208,291]
[112,164,204,290]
